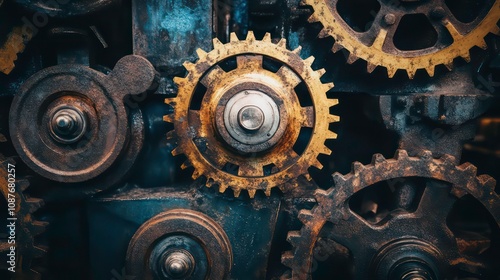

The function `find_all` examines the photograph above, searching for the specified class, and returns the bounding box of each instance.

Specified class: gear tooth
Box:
[332,42,344,53]
[264,188,272,197]
[312,159,324,169]
[323,82,335,92]
[476,38,488,49]
[281,251,294,268]
[304,173,312,181]
[367,63,377,73]
[332,172,347,185]
[17,179,30,192]
[407,68,417,79]
[328,98,339,108]
[196,48,208,58]
[246,31,256,41]
[371,153,386,165]
[298,210,314,224]
[307,13,320,23]
[173,76,185,86]
[328,114,340,123]
[315,189,331,201]
[347,53,359,64]
[293,46,302,55]
[164,98,176,106]
[171,146,183,157]
[247,189,257,198]
[287,231,302,246]
[166,130,175,140]
[304,56,315,67]
[440,154,456,164]
[230,32,239,42]
[191,169,202,179]
[316,68,326,77]
[31,221,48,236]
[318,28,330,39]
[206,178,214,188]
[27,198,44,213]
[418,150,433,161]
[218,183,228,193]
[444,61,454,71]
[394,149,409,160]
[212,37,224,48]
[262,33,272,42]
[181,160,192,170]
[182,61,196,71]
[491,25,500,35]
[277,38,287,47]
[233,188,242,197]
[425,65,435,77]
[461,51,471,63]
[387,67,398,78]
[478,175,496,192]
[163,114,175,123]
[458,162,478,176]
[326,131,338,140]
[351,162,365,175]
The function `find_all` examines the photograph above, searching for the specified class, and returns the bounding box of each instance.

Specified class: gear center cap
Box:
[223,90,280,148]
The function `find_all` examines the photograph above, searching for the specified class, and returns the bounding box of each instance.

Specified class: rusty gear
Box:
[303,0,500,78]
[0,26,33,75]
[282,150,500,279]
[165,31,339,198]
[0,154,47,279]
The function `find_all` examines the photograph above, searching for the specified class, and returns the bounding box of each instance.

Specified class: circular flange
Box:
[9,55,156,183]
[126,209,232,280]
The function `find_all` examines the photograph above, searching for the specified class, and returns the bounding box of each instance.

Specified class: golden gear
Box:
[303,0,500,79]
[164,31,339,198]
[0,155,47,279]
[0,26,33,75]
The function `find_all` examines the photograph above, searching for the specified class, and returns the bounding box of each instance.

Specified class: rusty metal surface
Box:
[303,0,500,78]
[0,26,33,75]
[132,0,213,72]
[281,150,500,279]
[165,31,339,198]
[13,0,121,17]
[9,55,155,185]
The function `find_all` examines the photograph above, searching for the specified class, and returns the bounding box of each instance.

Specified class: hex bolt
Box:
[384,14,397,26]
[238,105,265,131]
[164,250,195,279]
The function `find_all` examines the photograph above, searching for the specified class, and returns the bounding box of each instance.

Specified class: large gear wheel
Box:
[303,0,500,78]
[282,150,500,279]
[165,31,339,198]
[0,154,47,279]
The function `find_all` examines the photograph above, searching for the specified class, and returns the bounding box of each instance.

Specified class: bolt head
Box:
[238,105,265,131]
[384,14,397,25]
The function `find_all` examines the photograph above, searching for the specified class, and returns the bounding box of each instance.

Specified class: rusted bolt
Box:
[384,14,397,25]
[49,107,87,144]
[164,250,195,279]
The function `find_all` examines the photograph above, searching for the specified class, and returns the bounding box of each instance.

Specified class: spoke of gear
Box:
[0,154,47,279]
[281,150,500,279]
[164,31,339,198]
[303,0,500,78]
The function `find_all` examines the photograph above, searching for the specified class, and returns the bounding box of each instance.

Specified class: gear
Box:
[282,150,500,279]
[0,26,33,75]
[165,31,339,198]
[303,0,500,78]
[0,154,47,279]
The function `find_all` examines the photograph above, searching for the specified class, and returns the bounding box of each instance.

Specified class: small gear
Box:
[0,26,33,75]
[282,150,500,279]
[303,0,500,78]
[0,154,47,279]
[165,31,339,198]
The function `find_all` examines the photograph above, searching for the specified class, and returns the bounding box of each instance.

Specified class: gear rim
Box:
[281,150,500,279]
[165,31,340,198]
